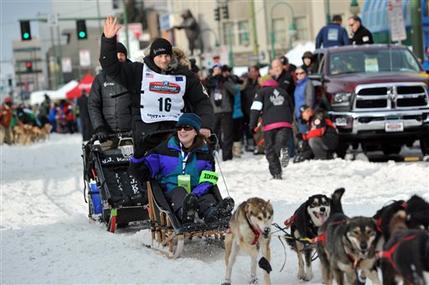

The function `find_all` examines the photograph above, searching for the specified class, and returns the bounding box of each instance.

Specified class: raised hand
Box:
[103,16,121,38]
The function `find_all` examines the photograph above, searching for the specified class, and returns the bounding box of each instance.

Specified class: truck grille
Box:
[354,83,428,111]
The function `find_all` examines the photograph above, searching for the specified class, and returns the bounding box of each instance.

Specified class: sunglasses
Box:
[296,72,306,75]
[176,125,194,131]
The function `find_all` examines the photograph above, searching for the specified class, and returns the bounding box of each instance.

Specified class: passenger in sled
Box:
[130,113,234,224]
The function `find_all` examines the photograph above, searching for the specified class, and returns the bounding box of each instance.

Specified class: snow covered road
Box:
[2,134,428,284]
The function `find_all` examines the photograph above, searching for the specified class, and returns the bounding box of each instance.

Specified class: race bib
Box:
[140,65,186,123]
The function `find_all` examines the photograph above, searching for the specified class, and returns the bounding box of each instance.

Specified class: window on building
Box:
[295,16,308,41]
[223,22,236,46]
[237,20,250,46]
[272,18,286,47]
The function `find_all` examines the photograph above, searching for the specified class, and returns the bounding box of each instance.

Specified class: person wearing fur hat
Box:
[88,41,131,141]
[132,113,234,224]
[100,17,214,172]
[249,78,294,179]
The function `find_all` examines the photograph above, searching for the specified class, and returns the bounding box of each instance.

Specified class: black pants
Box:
[164,187,218,219]
[232,118,244,142]
[214,113,233,160]
[308,130,339,159]
[264,128,291,176]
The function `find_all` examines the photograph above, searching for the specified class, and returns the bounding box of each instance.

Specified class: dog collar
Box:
[245,214,261,245]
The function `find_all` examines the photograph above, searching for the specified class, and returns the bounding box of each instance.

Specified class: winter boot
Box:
[280,148,289,168]
[181,193,198,224]
[273,174,282,180]
[217,197,235,217]
[232,142,242,158]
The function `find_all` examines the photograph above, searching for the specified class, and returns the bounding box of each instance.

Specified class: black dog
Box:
[285,188,345,281]
[380,229,429,285]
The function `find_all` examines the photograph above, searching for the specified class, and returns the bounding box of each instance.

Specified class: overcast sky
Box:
[1,0,51,81]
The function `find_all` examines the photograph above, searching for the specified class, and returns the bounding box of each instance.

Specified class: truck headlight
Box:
[334,93,352,103]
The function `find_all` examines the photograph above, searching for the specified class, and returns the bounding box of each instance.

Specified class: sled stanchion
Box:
[146,182,156,242]
[109,208,117,233]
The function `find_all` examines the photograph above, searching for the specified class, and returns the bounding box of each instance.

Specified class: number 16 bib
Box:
[140,64,187,123]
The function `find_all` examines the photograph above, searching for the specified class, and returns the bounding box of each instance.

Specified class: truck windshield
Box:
[328,48,421,75]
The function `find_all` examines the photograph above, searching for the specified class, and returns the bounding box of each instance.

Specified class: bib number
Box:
[158,97,172,112]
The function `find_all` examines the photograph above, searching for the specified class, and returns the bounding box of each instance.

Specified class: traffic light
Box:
[214,7,220,21]
[222,5,229,20]
[76,20,88,40]
[20,20,32,41]
[25,61,33,72]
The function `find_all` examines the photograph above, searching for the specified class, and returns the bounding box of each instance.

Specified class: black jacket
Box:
[99,35,214,130]
[249,85,293,130]
[88,70,131,132]
[351,25,374,45]
[241,78,259,120]
[274,70,295,103]
[77,95,94,141]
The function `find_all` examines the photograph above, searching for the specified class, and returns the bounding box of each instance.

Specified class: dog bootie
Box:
[181,193,198,224]
[280,148,289,168]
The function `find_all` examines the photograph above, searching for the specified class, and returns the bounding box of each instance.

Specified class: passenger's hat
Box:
[176,113,201,132]
[116,42,128,57]
[150,38,173,59]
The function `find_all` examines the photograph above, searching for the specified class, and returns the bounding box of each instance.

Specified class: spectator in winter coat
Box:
[100,17,213,165]
[0,97,14,144]
[293,66,315,135]
[301,51,314,74]
[88,42,131,142]
[249,79,294,180]
[241,66,260,152]
[207,65,235,161]
[77,90,94,141]
[300,105,338,160]
[37,94,51,126]
[271,57,296,158]
[271,58,294,99]
[132,113,234,224]
[348,16,374,45]
[315,15,350,49]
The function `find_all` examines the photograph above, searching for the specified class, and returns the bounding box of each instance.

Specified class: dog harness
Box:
[378,233,416,282]
[374,201,408,233]
[245,214,261,245]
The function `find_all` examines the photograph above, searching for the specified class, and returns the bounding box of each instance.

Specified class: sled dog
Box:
[286,188,345,281]
[317,214,381,285]
[223,197,273,285]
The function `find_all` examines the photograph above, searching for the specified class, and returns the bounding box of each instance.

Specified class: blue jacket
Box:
[133,136,214,197]
[316,23,350,49]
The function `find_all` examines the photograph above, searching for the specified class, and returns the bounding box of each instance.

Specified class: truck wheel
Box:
[336,143,349,158]
[382,145,402,156]
[420,139,429,156]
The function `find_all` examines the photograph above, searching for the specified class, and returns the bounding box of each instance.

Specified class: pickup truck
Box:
[309,44,429,157]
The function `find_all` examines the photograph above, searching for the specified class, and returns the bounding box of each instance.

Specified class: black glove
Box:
[95,127,109,142]
[128,160,150,183]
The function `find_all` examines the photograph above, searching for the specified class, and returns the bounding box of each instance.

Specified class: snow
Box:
[2,134,428,284]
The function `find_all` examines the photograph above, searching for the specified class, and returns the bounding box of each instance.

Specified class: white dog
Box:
[223,197,273,285]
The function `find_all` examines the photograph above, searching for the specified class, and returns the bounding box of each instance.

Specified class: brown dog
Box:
[223,197,273,285]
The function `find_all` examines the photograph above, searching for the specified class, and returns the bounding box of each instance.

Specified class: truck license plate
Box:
[385,121,404,132]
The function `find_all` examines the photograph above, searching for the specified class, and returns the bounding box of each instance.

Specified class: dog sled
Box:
[145,180,230,258]
[82,132,149,232]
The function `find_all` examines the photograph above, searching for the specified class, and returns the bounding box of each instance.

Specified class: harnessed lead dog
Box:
[223,197,273,285]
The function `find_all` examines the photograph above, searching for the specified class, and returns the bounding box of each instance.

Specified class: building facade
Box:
[167,0,365,67]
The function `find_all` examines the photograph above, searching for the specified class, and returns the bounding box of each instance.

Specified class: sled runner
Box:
[82,132,149,232]
[145,180,230,258]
